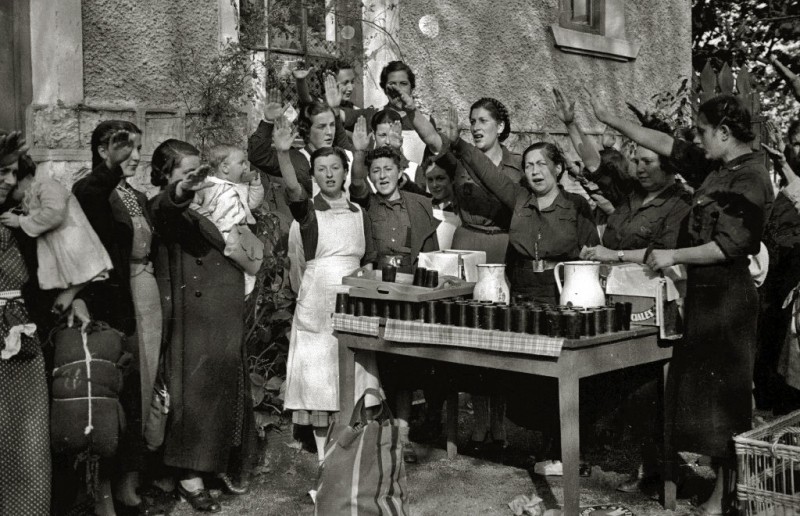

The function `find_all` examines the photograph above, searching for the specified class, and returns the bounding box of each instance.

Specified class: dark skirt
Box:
[508,266,560,306]
[666,262,757,459]
[451,226,509,263]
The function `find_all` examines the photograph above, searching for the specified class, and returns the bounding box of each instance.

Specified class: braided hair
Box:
[470,97,511,142]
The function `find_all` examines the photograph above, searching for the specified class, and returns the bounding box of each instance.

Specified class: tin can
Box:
[440,300,454,325]
[580,309,595,337]
[546,310,562,337]
[335,292,349,314]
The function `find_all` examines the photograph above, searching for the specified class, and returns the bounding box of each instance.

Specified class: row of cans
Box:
[336,293,634,339]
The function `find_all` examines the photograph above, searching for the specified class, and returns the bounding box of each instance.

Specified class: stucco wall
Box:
[398,0,691,149]
[82,0,220,106]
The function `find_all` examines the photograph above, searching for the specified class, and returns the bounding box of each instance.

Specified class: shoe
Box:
[177,485,221,513]
[218,473,249,495]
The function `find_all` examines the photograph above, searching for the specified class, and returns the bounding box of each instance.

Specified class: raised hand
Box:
[387,120,403,149]
[765,120,786,154]
[263,88,287,121]
[180,164,213,192]
[272,116,298,152]
[440,106,460,143]
[0,131,29,166]
[584,86,611,124]
[324,73,342,109]
[292,64,314,81]
[351,116,372,152]
[108,130,134,167]
[386,85,416,112]
[553,88,576,125]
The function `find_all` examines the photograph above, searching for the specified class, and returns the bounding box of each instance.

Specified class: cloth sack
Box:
[315,388,409,516]
[224,224,264,275]
[50,322,127,458]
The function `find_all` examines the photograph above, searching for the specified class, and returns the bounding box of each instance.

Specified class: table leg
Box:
[559,374,580,516]
[338,339,356,423]
[446,391,459,459]
[659,361,676,509]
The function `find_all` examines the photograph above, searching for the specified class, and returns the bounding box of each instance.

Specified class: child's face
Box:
[368,157,401,198]
[313,154,346,197]
[11,174,33,202]
[222,150,253,183]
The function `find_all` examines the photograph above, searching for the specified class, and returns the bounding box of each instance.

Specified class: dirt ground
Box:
[160,402,717,516]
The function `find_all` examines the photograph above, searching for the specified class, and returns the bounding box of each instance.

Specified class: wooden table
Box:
[337,324,676,516]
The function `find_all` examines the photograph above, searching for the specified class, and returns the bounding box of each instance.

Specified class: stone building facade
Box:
[3,0,690,196]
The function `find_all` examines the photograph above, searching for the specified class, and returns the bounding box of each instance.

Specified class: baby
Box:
[190,145,265,295]
[0,155,113,312]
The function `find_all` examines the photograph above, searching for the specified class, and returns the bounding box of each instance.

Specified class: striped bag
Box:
[315,388,409,516]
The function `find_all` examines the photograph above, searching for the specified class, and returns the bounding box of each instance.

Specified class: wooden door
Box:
[0,0,32,132]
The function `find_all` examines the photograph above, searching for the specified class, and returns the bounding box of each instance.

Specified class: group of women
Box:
[0,53,790,516]
[1,127,255,515]
[246,58,779,516]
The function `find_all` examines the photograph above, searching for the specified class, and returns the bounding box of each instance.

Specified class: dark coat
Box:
[149,183,252,474]
[72,164,151,335]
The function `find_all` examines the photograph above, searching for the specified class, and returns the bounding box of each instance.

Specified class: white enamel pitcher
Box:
[553,260,606,307]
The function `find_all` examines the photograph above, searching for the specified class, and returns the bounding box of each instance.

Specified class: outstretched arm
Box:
[771,56,800,101]
[272,116,304,202]
[584,87,674,157]
[554,88,601,172]
[293,65,316,105]
[248,88,289,175]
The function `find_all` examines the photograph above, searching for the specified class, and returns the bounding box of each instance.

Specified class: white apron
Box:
[284,204,381,411]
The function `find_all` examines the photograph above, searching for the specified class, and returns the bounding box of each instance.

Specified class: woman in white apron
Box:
[273,118,381,464]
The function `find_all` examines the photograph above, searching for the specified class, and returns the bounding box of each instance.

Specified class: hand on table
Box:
[580,245,616,262]
[646,249,676,271]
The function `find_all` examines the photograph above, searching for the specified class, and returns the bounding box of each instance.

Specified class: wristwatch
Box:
[617,250,625,262]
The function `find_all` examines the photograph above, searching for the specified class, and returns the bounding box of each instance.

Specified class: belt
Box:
[510,259,560,272]
[0,290,23,308]
[463,224,508,236]
[129,257,150,265]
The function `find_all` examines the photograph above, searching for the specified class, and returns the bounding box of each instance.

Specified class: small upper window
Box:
[559,0,604,35]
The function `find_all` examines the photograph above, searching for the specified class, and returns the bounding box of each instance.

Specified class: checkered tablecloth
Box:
[332,313,382,336]
[384,319,564,357]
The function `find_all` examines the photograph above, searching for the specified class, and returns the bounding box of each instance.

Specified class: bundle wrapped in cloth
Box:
[50,321,129,459]
[417,249,486,282]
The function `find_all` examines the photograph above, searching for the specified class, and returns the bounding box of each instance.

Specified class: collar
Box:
[722,150,765,172]
[312,193,359,213]
[377,191,406,209]
[500,145,521,172]
[523,187,571,212]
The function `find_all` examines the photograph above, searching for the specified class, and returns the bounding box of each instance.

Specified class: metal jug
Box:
[554,260,606,307]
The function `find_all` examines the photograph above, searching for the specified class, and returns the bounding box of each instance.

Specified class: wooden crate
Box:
[342,267,474,302]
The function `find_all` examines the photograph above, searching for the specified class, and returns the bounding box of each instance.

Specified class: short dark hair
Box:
[379,61,416,91]
[370,108,402,133]
[150,139,201,187]
[309,146,349,172]
[364,146,404,170]
[16,154,37,182]
[325,59,354,76]
[522,142,567,177]
[698,94,755,143]
[90,120,143,169]
[298,101,336,143]
[470,97,511,143]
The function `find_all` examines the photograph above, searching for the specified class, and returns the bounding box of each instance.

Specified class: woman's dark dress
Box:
[149,183,255,475]
[668,140,774,458]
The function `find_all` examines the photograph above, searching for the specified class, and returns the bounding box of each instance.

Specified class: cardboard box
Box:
[605,264,685,340]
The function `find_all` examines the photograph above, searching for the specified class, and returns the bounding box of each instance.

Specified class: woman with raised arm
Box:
[271,117,381,467]
[589,91,773,515]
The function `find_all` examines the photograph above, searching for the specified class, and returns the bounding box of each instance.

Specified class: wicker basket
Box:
[734,410,800,515]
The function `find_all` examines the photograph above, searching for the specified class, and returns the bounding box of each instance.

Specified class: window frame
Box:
[559,0,605,36]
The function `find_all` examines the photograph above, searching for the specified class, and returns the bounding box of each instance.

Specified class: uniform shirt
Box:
[448,136,598,261]
[436,137,523,231]
[670,138,774,259]
[370,195,412,257]
[602,182,692,251]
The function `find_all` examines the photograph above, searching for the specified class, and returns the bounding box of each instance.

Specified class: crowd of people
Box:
[1,54,799,516]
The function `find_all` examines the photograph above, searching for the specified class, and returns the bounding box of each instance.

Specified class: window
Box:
[551,0,640,61]
[240,0,363,105]
[559,0,604,35]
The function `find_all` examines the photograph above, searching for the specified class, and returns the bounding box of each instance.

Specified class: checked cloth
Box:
[384,319,564,357]
[331,313,381,336]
